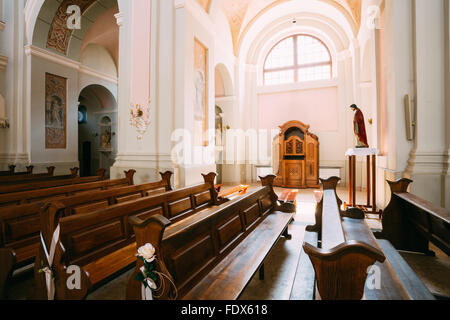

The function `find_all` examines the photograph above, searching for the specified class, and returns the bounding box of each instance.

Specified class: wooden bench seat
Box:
[183,211,292,300]
[289,231,318,300]
[126,175,295,300]
[0,169,106,195]
[83,243,138,287]
[377,239,435,300]
[302,177,435,300]
[33,173,223,300]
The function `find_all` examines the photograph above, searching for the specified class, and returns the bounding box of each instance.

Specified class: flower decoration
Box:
[135,243,178,300]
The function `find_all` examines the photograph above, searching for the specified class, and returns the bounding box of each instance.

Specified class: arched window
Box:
[264,35,332,85]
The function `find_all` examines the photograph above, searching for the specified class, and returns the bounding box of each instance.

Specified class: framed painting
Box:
[45,73,67,149]
[194,38,208,147]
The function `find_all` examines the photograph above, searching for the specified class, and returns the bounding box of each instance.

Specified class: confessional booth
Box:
[272,121,319,188]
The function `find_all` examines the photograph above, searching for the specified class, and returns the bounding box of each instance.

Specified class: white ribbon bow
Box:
[40,225,61,300]
[140,266,157,300]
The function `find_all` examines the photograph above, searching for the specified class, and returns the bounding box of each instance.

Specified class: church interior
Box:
[0,0,449,302]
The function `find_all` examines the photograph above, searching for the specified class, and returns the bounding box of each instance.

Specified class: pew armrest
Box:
[277,202,296,214]
[303,241,386,300]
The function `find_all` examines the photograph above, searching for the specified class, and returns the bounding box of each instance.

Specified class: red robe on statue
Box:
[353,109,369,147]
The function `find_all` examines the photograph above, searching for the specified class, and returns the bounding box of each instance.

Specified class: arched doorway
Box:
[78,85,117,178]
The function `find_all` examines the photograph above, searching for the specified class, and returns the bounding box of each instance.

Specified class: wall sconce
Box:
[0,118,9,129]
[368,118,373,125]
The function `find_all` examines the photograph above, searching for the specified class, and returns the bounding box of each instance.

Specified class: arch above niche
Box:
[47,0,95,54]
[208,0,360,55]
[240,7,352,67]
[214,63,234,97]
[27,0,119,59]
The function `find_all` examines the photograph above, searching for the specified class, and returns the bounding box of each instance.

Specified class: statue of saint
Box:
[350,104,369,148]
[101,129,111,149]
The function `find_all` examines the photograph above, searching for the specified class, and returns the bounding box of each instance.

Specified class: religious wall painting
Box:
[194,38,208,147]
[45,73,67,149]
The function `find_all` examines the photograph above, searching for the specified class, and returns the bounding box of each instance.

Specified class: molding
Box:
[0,21,5,32]
[24,45,118,84]
[0,55,7,70]
[406,151,448,175]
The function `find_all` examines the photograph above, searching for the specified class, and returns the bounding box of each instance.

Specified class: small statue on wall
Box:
[101,128,111,149]
[350,104,369,148]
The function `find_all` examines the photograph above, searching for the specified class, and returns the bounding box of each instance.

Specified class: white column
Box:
[407,0,447,207]
[111,0,171,184]
[444,0,450,209]
[0,0,30,170]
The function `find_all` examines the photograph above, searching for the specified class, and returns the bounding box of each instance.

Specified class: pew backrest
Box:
[0,167,55,183]
[379,179,450,257]
[0,168,106,194]
[0,165,35,177]
[0,169,135,207]
[0,171,170,267]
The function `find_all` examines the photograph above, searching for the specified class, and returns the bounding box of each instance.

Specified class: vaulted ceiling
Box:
[197,0,362,54]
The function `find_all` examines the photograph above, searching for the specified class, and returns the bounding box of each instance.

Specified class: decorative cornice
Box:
[0,21,5,32]
[0,55,8,70]
[24,45,118,84]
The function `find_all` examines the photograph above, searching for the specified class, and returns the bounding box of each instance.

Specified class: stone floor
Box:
[7,186,450,300]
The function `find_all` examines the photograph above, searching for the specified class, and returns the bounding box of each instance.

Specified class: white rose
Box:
[137,243,156,263]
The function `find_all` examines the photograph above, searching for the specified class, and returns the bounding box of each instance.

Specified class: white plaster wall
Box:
[30,55,79,174]
[80,44,118,78]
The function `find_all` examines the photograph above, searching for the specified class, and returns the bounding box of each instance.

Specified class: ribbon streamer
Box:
[40,225,61,300]
[140,266,156,300]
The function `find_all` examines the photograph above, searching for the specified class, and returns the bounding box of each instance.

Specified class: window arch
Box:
[263,35,332,85]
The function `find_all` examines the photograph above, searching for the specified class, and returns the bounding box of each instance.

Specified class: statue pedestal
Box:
[345,148,381,217]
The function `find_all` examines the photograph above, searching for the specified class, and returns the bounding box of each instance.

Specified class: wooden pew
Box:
[33,173,224,300]
[375,179,450,257]
[0,170,136,207]
[0,167,79,187]
[0,171,171,299]
[0,165,34,177]
[0,167,54,183]
[301,177,435,300]
[0,168,106,195]
[126,175,295,300]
